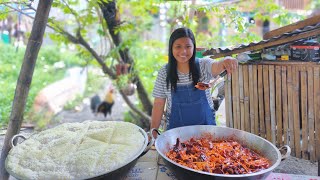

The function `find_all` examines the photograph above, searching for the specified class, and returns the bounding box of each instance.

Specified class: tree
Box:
[0,1,53,179]
[99,0,152,126]
[2,0,155,128]
[54,0,153,127]
[0,0,308,130]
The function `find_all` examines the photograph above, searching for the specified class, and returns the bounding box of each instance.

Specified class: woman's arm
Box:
[151,97,166,136]
[211,56,238,76]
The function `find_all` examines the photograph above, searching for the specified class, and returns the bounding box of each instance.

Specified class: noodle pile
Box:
[166,136,270,174]
[6,121,145,179]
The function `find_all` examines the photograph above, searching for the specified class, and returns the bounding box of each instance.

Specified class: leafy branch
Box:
[3,1,151,125]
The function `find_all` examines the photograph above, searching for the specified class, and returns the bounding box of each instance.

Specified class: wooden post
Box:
[0,1,53,179]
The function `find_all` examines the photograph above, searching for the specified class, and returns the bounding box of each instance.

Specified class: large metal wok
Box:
[6,123,153,180]
[152,125,290,180]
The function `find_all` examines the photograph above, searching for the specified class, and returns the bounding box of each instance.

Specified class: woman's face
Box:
[172,37,194,65]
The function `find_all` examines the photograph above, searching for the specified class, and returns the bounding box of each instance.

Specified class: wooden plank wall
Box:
[226,63,320,161]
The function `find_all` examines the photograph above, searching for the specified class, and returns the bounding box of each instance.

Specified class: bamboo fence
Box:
[225,61,320,161]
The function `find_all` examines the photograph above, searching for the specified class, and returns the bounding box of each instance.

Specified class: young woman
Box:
[151,27,238,131]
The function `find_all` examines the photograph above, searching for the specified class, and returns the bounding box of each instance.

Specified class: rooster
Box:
[97,87,115,118]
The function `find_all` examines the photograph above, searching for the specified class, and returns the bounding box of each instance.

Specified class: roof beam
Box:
[205,28,320,59]
[263,15,320,40]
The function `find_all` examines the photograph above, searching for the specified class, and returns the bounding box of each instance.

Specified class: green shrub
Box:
[0,43,85,127]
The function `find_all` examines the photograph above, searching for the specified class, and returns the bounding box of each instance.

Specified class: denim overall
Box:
[168,60,216,130]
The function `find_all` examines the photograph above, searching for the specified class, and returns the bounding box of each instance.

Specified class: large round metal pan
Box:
[6,122,153,180]
[153,125,289,180]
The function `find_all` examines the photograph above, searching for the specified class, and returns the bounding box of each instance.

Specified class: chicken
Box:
[97,87,115,118]
[90,94,101,114]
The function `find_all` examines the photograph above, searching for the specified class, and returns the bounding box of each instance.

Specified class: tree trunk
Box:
[76,32,151,126]
[3,0,153,129]
[99,0,153,116]
[119,90,150,128]
[0,1,53,179]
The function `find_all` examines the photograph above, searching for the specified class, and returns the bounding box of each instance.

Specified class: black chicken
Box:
[97,88,115,118]
[90,94,101,115]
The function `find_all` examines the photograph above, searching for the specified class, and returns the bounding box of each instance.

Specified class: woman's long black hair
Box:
[166,27,199,91]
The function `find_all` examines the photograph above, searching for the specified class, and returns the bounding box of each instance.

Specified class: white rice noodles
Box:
[6,121,145,180]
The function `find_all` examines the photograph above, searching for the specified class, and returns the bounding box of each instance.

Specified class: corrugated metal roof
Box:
[278,0,310,10]
[203,22,320,57]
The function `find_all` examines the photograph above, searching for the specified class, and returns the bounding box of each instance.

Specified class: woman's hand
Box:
[211,56,238,76]
[221,56,238,75]
[195,82,210,90]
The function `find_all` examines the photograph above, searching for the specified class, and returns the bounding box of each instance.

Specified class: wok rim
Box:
[155,125,281,178]
[5,121,149,180]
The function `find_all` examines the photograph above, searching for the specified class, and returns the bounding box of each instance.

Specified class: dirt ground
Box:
[1,86,319,178]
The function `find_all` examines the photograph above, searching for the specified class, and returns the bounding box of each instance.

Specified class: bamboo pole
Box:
[248,65,255,133]
[231,67,237,128]
[253,65,259,135]
[239,65,245,130]
[275,66,282,146]
[292,67,301,158]
[300,67,308,159]
[243,65,250,132]
[314,67,320,162]
[269,65,276,144]
[287,66,295,156]
[263,65,271,141]
[225,74,233,128]
[233,66,240,129]
[307,67,315,161]
[281,66,288,146]
[258,65,265,138]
